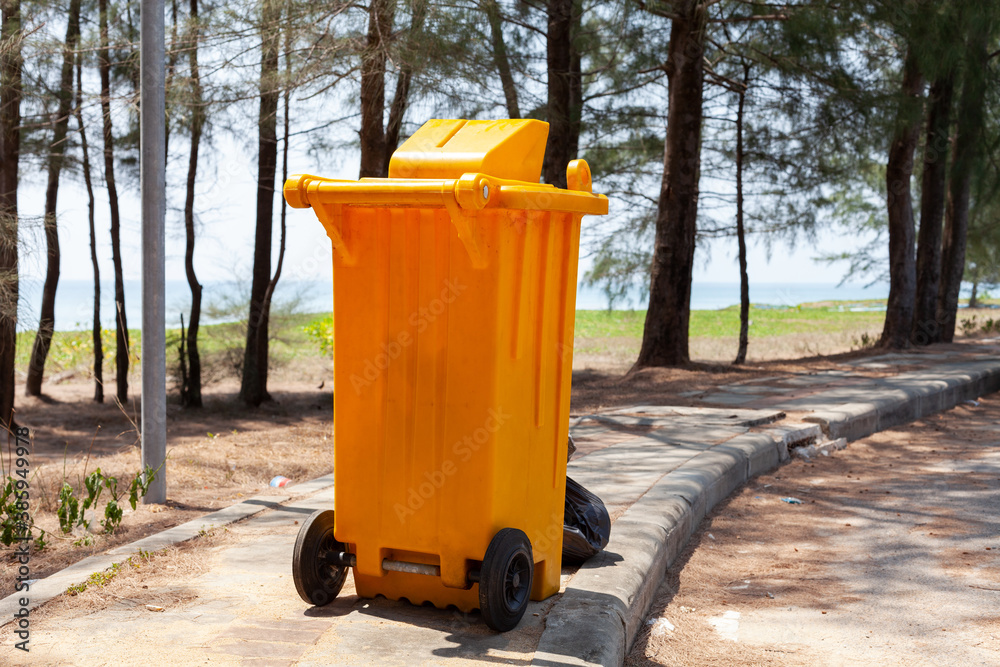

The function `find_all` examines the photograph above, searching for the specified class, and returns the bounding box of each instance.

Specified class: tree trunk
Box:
[734,63,750,366]
[484,0,520,119]
[969,281,978,309]
[543,0,572,188]
[164,0,179,166]
[634,1,706,369]
[240,0,282,407]
[383,0,426,170]
[937,28,989,343]
[124,0,139,94]
[358,0,392,178]
[912,74,954,345]
[260,32,290,351]
[26,0,81,396]
[75,41,102,403]
[182,0,203,408]
[177,312,187,393]
[879,51,923,350]
[99,0,129,404]
[568,24,581,161]
[0,0,22,433]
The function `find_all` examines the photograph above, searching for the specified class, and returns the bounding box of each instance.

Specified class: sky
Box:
[17,130,871,291]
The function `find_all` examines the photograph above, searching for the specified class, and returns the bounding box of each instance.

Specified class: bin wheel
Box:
[292,509,348,607]
[479,528,533,632]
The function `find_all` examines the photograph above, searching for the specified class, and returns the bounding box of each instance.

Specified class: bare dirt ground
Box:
[626,396,1000,666]
[1,357,335,594]
[574,329,881,373]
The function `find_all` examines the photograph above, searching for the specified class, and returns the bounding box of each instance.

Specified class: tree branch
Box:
[702,60,745,92]
[710,13,788,23]
[634,0,681,21]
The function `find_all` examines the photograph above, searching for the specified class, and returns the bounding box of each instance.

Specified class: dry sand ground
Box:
[1,356,335,594]
[627,397,1000,666]
[574,330,878,373]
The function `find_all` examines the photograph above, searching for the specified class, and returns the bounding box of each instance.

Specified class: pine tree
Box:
[936,4,998,341]
[98,0,130,404]
[635,0,709,367]
[182,0,204,407]
[75,49,103,403]
[25,0,82,395]
[0,0,22,433]
[879,48,923,349]
[240,0,283,407]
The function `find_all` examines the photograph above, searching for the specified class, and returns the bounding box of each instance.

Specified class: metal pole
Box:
[140,0,166,504]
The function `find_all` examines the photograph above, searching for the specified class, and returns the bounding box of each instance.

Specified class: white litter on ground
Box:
[647,617,676,636]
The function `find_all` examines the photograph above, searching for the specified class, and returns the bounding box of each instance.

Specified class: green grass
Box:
[574,304,887,340]
[18,298,998,377]
[15,328,119,375]
[14,312,324,377]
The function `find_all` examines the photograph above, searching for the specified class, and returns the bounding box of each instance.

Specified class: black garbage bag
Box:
[562,475,611,565]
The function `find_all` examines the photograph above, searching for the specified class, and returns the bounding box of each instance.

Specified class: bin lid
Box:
[388,119,548,182]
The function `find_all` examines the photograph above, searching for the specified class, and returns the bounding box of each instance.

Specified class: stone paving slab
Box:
[799,359,1000,440]
[838,352,954,366]
[598,405,785,427]
[700,393,765,406]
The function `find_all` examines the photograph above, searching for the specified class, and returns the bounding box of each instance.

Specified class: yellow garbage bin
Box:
[286,118,608,631]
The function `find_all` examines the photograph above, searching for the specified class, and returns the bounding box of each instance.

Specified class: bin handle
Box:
[284,172,492,211]
[284,170,607,214]
[283,168,607,267]
[285,172,493,268]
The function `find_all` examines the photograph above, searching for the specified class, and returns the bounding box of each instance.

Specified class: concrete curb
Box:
[0,474,335,627]
[803,360,1000,441]
[532,431,789,666]
[533,359,1000,666]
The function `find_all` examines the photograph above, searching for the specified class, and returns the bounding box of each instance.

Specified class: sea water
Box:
[15,278,902,332]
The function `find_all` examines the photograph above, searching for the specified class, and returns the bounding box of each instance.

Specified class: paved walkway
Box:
[3,342,999,666]
[5,406,794,665]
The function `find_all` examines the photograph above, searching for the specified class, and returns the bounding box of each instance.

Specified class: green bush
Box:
[303,315,334,357]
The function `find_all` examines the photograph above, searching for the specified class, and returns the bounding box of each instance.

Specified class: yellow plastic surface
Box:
[388,118,548,182]
[284,119,607,613]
